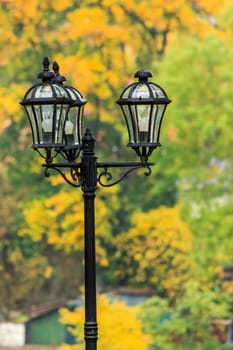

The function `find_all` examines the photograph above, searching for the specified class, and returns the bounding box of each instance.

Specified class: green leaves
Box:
[140,280,231,350]
[0,3,232,342]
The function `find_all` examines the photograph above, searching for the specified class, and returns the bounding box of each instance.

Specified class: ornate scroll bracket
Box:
[43,163,82,188]
[43,161,154,188]
[96,162,153,187]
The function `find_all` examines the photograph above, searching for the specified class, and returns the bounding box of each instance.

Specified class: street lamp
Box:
[20,57,171,350]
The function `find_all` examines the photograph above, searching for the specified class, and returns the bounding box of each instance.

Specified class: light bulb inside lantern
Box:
[65,120,74,135]
[42,117,53,132]
[138,105,150,142]
[65,120,74,146]
[132,85,150,142]
[41,106,53,143]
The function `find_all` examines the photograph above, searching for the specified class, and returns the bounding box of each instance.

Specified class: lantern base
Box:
[127,142,161,162]
[32,143,64,150]
[128,142,161,148]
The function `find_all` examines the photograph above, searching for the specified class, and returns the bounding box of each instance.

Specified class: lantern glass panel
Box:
[53,84,69,98]
[152,104,167,144]
[35,84,52,98]
[41,104,54,138]
[136,104,151,142]
[131,84,150,99]
[122,88,130,99]
[120,105,136,144]
[64,105,84,146]
[62,86,86,148]
[25,105,40,145]
[55,104,68,145]
[26,102,70,147]
[151,84,166,98]
[77,105,85,144]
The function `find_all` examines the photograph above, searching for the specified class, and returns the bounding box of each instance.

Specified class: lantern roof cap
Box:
[117,70,171,105]
[134,70,152,82]
[20,57,87,107]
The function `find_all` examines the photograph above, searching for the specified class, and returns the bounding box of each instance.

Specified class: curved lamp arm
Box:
[43,163,82,188]
[97,162,153,187]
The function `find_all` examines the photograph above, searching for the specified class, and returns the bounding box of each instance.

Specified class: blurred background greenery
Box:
[0,0,232,349]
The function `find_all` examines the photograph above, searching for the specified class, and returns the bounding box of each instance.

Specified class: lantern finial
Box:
[38,56,56,82]
[52,61,67,84]
[53,61,59,74]
[43,56,50,71]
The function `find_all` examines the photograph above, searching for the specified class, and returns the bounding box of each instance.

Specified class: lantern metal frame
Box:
[20,57,171,350]
[117,69,171,162]
[20,57,86,162]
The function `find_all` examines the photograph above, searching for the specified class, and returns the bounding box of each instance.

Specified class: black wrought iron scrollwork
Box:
[70,167,82,183]
[43,165,82,187]
[44,167,51,178]
[35,148,60,164]
[60,148,82,162]
[97,164,152,187]
[44,161,153,188]
[143,166,152,177]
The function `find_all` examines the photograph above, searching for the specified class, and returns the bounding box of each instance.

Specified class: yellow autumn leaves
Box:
[20,190,106,254]
[21,191,193,298]
[113,206,193,298]
[59,295,151,350]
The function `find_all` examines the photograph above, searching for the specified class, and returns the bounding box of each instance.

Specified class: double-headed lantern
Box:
[20,57,86,160]
[21,58,170,163]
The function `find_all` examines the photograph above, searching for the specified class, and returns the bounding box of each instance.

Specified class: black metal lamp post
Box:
[20,57,171,350]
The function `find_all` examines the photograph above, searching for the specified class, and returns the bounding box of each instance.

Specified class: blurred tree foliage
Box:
[157,32,233,286]
[139,280,231,350]
[59,294,151,350]
[103,205,193,298]
[0,2,232,342]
